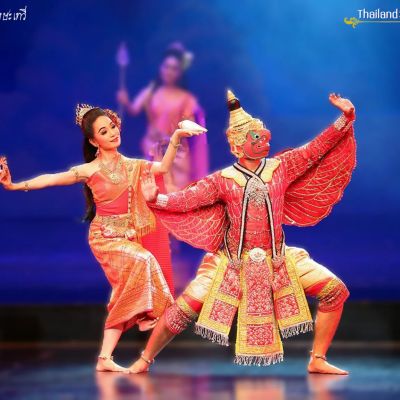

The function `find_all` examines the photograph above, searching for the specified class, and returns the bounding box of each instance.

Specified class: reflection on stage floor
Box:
[0,344,399,400]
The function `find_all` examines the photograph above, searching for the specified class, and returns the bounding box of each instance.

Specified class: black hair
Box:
[153,45,188,90]
[80,107,107,222]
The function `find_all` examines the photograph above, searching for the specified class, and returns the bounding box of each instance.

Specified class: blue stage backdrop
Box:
[1,0,399,303]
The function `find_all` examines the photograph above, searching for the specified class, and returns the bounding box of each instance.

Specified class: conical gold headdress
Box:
[226,89,265,146]
[75,103,97,127]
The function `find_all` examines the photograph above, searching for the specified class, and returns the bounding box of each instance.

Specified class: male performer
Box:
[132,90,356,374]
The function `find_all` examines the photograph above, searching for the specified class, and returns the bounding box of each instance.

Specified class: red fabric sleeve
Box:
[149,172,227,252]
[277,114,354,185]
[150,172,221,212]
[282,120,356,227]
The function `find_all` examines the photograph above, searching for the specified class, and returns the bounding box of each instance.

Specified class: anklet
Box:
[310,351,327,361]
[140,351,155,365]
[98,355,114,361]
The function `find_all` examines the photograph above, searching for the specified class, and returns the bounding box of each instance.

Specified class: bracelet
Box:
[169,138,181,149]
[155,194,168,208]
[24,181,29,192]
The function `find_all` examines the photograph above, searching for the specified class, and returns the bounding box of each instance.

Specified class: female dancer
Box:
[117,42,208,192]
[0,104,204,372]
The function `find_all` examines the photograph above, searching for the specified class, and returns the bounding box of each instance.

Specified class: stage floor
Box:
[0,344,399,400]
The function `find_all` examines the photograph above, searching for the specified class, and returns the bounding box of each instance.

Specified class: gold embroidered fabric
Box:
[89,218,173,331]
[86,156,171,331]
[195,249,312,366]
[221,158,281,187]
[123,157,156,238]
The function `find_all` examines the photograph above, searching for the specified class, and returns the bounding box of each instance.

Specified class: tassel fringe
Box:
[194,323,229,346]
[281,321,313,339]
[234,352,284,366]
[136,224,155,239]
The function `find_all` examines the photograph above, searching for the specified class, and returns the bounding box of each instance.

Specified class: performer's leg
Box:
[310,305,345,374]
[129,253,219,373]
[96,323,128,372]
[288,247,350,374]
[89,228,173,360]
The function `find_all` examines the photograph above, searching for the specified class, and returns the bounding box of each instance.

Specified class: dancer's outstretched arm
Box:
[141,170,221,212]
[0,157,91,191]
[278,93,355,184]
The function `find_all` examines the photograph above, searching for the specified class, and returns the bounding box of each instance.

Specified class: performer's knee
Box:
[165,295,203,334]
[317,278,350,313]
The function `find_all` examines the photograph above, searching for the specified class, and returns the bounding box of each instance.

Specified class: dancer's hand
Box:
[329,93,355,118]
[171,120,207,145]
[0,157,12,190]
[141,171,159,202]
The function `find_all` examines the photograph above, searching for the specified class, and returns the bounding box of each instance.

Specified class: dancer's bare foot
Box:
[308,353,348,375]
[96,355,129,373]
[129,358,150,374]
[129,352,154,374]
[138,317,159,332]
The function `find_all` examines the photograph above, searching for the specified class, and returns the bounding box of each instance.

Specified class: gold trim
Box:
[221,158,281,187]
[176,297,198,319]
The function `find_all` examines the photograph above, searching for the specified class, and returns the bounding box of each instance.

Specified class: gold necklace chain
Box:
[98,154,125,184]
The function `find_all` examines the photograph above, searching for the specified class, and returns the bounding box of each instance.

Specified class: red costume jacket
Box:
[150,113,356,256]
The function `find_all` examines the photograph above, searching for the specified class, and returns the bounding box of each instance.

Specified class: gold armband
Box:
[70,167,80,182]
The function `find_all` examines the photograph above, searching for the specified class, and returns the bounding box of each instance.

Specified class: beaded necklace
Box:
[98,153,125,185]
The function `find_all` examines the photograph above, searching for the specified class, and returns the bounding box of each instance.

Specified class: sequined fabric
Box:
[166,245,348,363]
[152,114,356,252]
[165,296,198,334]
[151,114,355,365]
[89,220,173,331]
[280,122,356,226]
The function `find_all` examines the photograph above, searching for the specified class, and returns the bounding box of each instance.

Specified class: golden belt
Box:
[94,213,136,240]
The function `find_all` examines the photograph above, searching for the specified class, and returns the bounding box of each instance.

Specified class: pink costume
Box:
[140,89,208,295]
[142,88,208,191]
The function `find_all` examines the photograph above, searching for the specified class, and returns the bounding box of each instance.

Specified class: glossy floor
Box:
[0,346,399,400]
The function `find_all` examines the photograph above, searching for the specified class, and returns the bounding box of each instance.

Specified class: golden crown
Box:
[75,103,96,127]
[226,89,265,146]
[75,104,122,131]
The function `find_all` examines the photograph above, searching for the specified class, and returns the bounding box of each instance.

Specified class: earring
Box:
[95,147,100,157]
